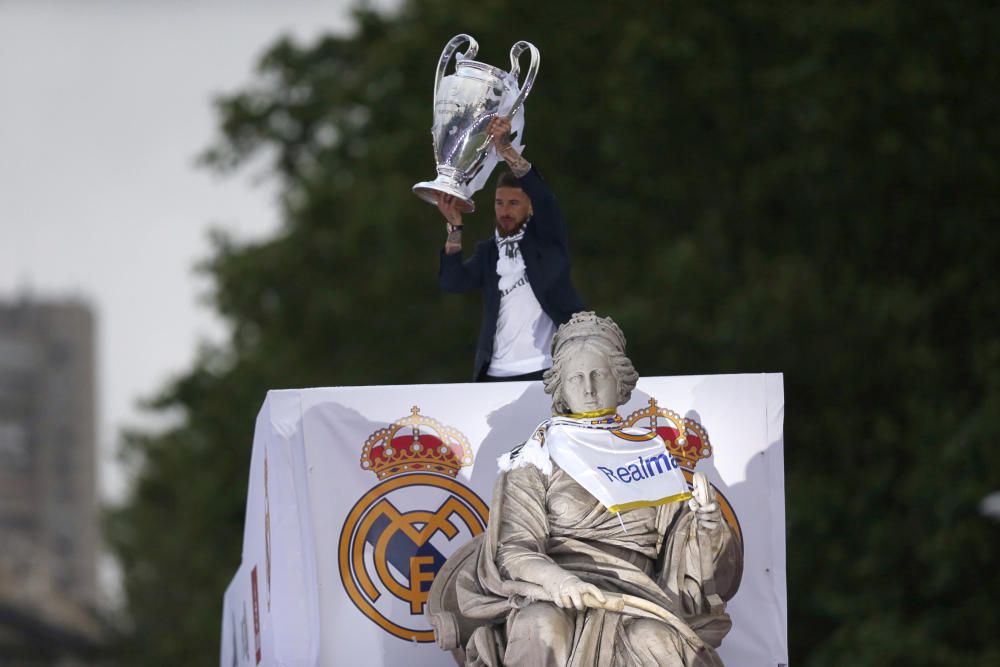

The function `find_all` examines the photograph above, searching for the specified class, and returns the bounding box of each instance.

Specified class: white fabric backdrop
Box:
[221,373,787,666]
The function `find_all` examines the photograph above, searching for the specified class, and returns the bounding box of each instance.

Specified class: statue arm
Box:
[657,503,743,616]
[494,465,605,610]
[494,465,557,580]
[685,472,742,604]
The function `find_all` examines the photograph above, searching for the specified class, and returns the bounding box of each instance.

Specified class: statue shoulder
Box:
[496,419,552,475]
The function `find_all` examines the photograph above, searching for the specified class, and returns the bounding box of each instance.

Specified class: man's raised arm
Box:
[436,193,465,255]
[436,193,484,293]
[487,117,564,241]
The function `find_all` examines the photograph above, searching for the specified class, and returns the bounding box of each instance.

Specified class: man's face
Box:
[560,343,619,414]
[494,186,532,236]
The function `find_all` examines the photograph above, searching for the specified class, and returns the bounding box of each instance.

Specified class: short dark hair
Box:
[496,171,522,190]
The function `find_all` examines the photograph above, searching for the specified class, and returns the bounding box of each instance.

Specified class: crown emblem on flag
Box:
[622,398,712,469]
[360,407,473,479]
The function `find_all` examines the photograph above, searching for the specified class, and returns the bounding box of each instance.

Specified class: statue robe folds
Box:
[427,426,744,666]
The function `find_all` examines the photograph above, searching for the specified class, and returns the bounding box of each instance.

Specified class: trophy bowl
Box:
[413,34,539,213]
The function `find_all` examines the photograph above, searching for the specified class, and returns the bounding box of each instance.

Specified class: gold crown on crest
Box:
[623,398,712,469]
[361,407,473,479]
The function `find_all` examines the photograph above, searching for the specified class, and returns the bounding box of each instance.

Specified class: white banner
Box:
[221,373,787,666]
[219,561,259,667]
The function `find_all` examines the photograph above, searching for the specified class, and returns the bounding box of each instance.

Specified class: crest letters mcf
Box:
[338,407,488,642]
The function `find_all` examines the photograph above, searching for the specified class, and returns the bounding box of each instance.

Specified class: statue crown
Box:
[551,311,627,358]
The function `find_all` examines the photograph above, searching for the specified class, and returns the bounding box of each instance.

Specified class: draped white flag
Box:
[221,373,787,667]
[502,415,693,513]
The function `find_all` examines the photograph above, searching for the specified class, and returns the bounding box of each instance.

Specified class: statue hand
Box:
[544,574,607,611]
[688,472,722,532]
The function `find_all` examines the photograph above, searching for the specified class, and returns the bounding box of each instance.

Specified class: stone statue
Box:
[427,312,743,666]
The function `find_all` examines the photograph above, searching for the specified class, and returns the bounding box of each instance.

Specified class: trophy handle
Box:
[505,41,540,118]
[433,34,479,110]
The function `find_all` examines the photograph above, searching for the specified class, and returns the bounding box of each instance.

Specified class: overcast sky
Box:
[0,0,387,501]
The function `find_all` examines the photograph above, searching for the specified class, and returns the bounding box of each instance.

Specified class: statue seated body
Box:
[427,312,743,666]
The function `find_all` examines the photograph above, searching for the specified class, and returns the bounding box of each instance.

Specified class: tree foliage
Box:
[108,1,1000,664]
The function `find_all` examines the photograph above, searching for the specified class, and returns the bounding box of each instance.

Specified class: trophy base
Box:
[413,180,476,214]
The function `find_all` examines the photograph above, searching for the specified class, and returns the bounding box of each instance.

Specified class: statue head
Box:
[543,312,639,416]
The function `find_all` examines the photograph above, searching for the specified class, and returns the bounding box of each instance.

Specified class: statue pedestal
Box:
[220,375,787,666]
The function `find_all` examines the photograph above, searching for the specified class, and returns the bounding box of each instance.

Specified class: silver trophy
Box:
[412,34,540,213]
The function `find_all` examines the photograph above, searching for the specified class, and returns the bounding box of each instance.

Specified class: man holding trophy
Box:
[412,34,584,382]
[435,116,585,382]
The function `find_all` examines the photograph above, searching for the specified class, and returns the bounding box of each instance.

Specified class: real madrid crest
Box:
[338,407,488,642]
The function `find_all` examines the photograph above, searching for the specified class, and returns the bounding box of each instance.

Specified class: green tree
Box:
[108,1,1000,664]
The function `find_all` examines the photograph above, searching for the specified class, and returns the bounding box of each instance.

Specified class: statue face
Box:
[560,343,619,414]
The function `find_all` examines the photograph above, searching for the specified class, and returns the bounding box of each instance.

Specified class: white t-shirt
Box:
[488,226,557,377]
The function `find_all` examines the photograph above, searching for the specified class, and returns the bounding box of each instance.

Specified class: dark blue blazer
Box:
[439,167,585,381]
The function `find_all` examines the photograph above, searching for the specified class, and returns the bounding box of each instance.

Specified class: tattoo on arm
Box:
[497,145,532,178]
[444,226,463,254]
